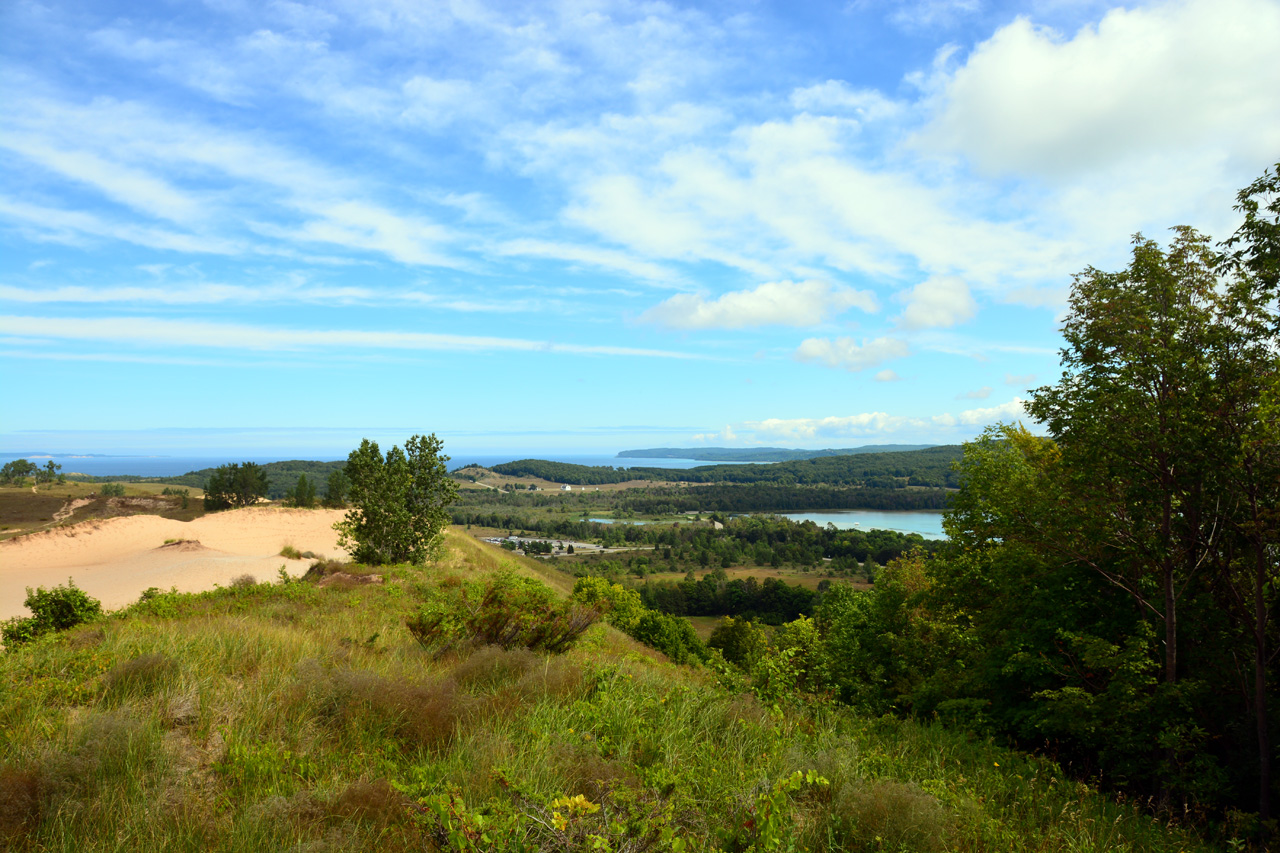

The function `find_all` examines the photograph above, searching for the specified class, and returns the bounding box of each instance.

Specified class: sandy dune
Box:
[0,507,350,620]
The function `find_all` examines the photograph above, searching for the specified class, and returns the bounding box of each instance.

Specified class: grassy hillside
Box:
[0,531,1212,852]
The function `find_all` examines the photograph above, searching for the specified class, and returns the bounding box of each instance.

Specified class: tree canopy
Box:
[335,434,458,565]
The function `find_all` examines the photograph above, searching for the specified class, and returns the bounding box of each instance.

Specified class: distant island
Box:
[617,444,937,462]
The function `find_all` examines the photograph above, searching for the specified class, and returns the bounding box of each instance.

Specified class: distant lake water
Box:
[0,453,731,478]
[776,510,947,540]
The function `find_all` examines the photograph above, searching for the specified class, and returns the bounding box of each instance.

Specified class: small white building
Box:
[560,484,572,491]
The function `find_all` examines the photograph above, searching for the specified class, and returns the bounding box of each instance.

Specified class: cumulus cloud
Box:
[1005,372,1037,386]
[726,396,1036,443]
[957,386,992,399]
[641,280,877,330]
[693,425,738,443]
[794,335,909,372]
[896,275,977,329]
[747,412,924,440]
[874,369,901,382]
[956,397,1029,425]
[919,0,1280,178]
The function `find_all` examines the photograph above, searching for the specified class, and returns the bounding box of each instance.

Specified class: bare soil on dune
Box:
[0,507,350,620]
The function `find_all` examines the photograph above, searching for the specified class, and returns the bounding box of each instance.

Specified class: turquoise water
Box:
[776,510,947,539]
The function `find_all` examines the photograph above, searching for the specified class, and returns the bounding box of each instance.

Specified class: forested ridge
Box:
[489,444,963,487]
[616,443,936,461]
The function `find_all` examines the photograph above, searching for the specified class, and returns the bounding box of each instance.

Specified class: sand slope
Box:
[0,507,350,620]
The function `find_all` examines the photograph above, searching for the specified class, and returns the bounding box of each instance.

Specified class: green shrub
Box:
[407,573,600,657]
[100,483,125,497]
[1,579,102,648]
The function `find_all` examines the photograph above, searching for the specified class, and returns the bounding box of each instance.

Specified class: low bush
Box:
[1,580,102,648]
[407,573,599,657]
[100,483,125,497]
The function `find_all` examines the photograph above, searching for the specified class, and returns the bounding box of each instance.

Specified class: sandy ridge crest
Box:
[1,507,350,621]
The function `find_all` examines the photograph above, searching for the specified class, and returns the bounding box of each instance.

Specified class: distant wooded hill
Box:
[617,444,936,462]
[490,445,964,488]
[76,460,348,500]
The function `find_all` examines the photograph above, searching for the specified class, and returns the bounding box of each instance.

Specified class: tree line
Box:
[487,445,963,488]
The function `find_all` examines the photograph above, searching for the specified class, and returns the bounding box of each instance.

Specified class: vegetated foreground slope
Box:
[0,531,1210,852]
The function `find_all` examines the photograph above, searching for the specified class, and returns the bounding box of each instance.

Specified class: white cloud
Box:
[0,315,704,360]
[874,369,901,382]
[955,397,1029,425]
[896,275,977,329]
[693,425,738,443]
[495,239,677,285]
[747,412,925,440]
[794,335,909,372]
[1005,372,1037,386]
[735,397,1034,442]
[957,386,991,399]
[789,81,903,121]
[641,280,877,330]
[919,0,1280,179]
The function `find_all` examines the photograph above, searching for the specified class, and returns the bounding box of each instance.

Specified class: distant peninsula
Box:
[616,444,937,462]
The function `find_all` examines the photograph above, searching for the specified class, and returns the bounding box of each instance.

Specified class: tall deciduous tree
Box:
[1025,227,1223,691]
[1212,163,1280,823]
[203,462,269,510]
[335,434,458,565]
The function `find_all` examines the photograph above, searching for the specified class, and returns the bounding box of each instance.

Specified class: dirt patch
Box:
[156,539,208,552]
[53,498,95,524]
[317,572,384,588]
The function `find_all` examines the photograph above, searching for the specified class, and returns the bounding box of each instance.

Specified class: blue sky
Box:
[2,0,1277,457]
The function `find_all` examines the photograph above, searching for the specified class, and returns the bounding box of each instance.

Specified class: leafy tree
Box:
[0,459,38,485]
[335,434,458,565]
[34,460,62,486]
[292,474,316,508]
[1025,228,1224,691]
[1211,163,1280,823]
[324,469,350,507]
[203,462,270,511]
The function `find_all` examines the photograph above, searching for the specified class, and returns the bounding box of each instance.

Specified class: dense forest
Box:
[616,443,935,461]
[488,444,963,487]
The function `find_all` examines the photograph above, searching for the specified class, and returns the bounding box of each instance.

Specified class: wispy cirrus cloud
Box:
[0,314,707,360]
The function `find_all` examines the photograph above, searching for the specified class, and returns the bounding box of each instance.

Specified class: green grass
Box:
[0,531,1215,852]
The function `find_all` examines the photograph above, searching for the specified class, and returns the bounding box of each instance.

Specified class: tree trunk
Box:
[1253,537,1272,824]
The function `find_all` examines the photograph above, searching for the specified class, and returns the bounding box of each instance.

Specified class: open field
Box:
[0,483,206,542]
[0,506,347,621]
[638,566,845,592]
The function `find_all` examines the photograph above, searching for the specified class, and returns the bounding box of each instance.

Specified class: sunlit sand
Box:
[0,507,350,620]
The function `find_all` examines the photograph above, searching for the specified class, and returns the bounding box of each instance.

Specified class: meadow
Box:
[0,529,1217,852]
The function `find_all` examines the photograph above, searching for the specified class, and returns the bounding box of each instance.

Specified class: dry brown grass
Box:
[453,645,538,690]
[102,652,179,699]
[0,766,42,843]
[827,779,951,852]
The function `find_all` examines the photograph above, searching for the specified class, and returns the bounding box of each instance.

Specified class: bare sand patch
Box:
[0,507,350,620]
